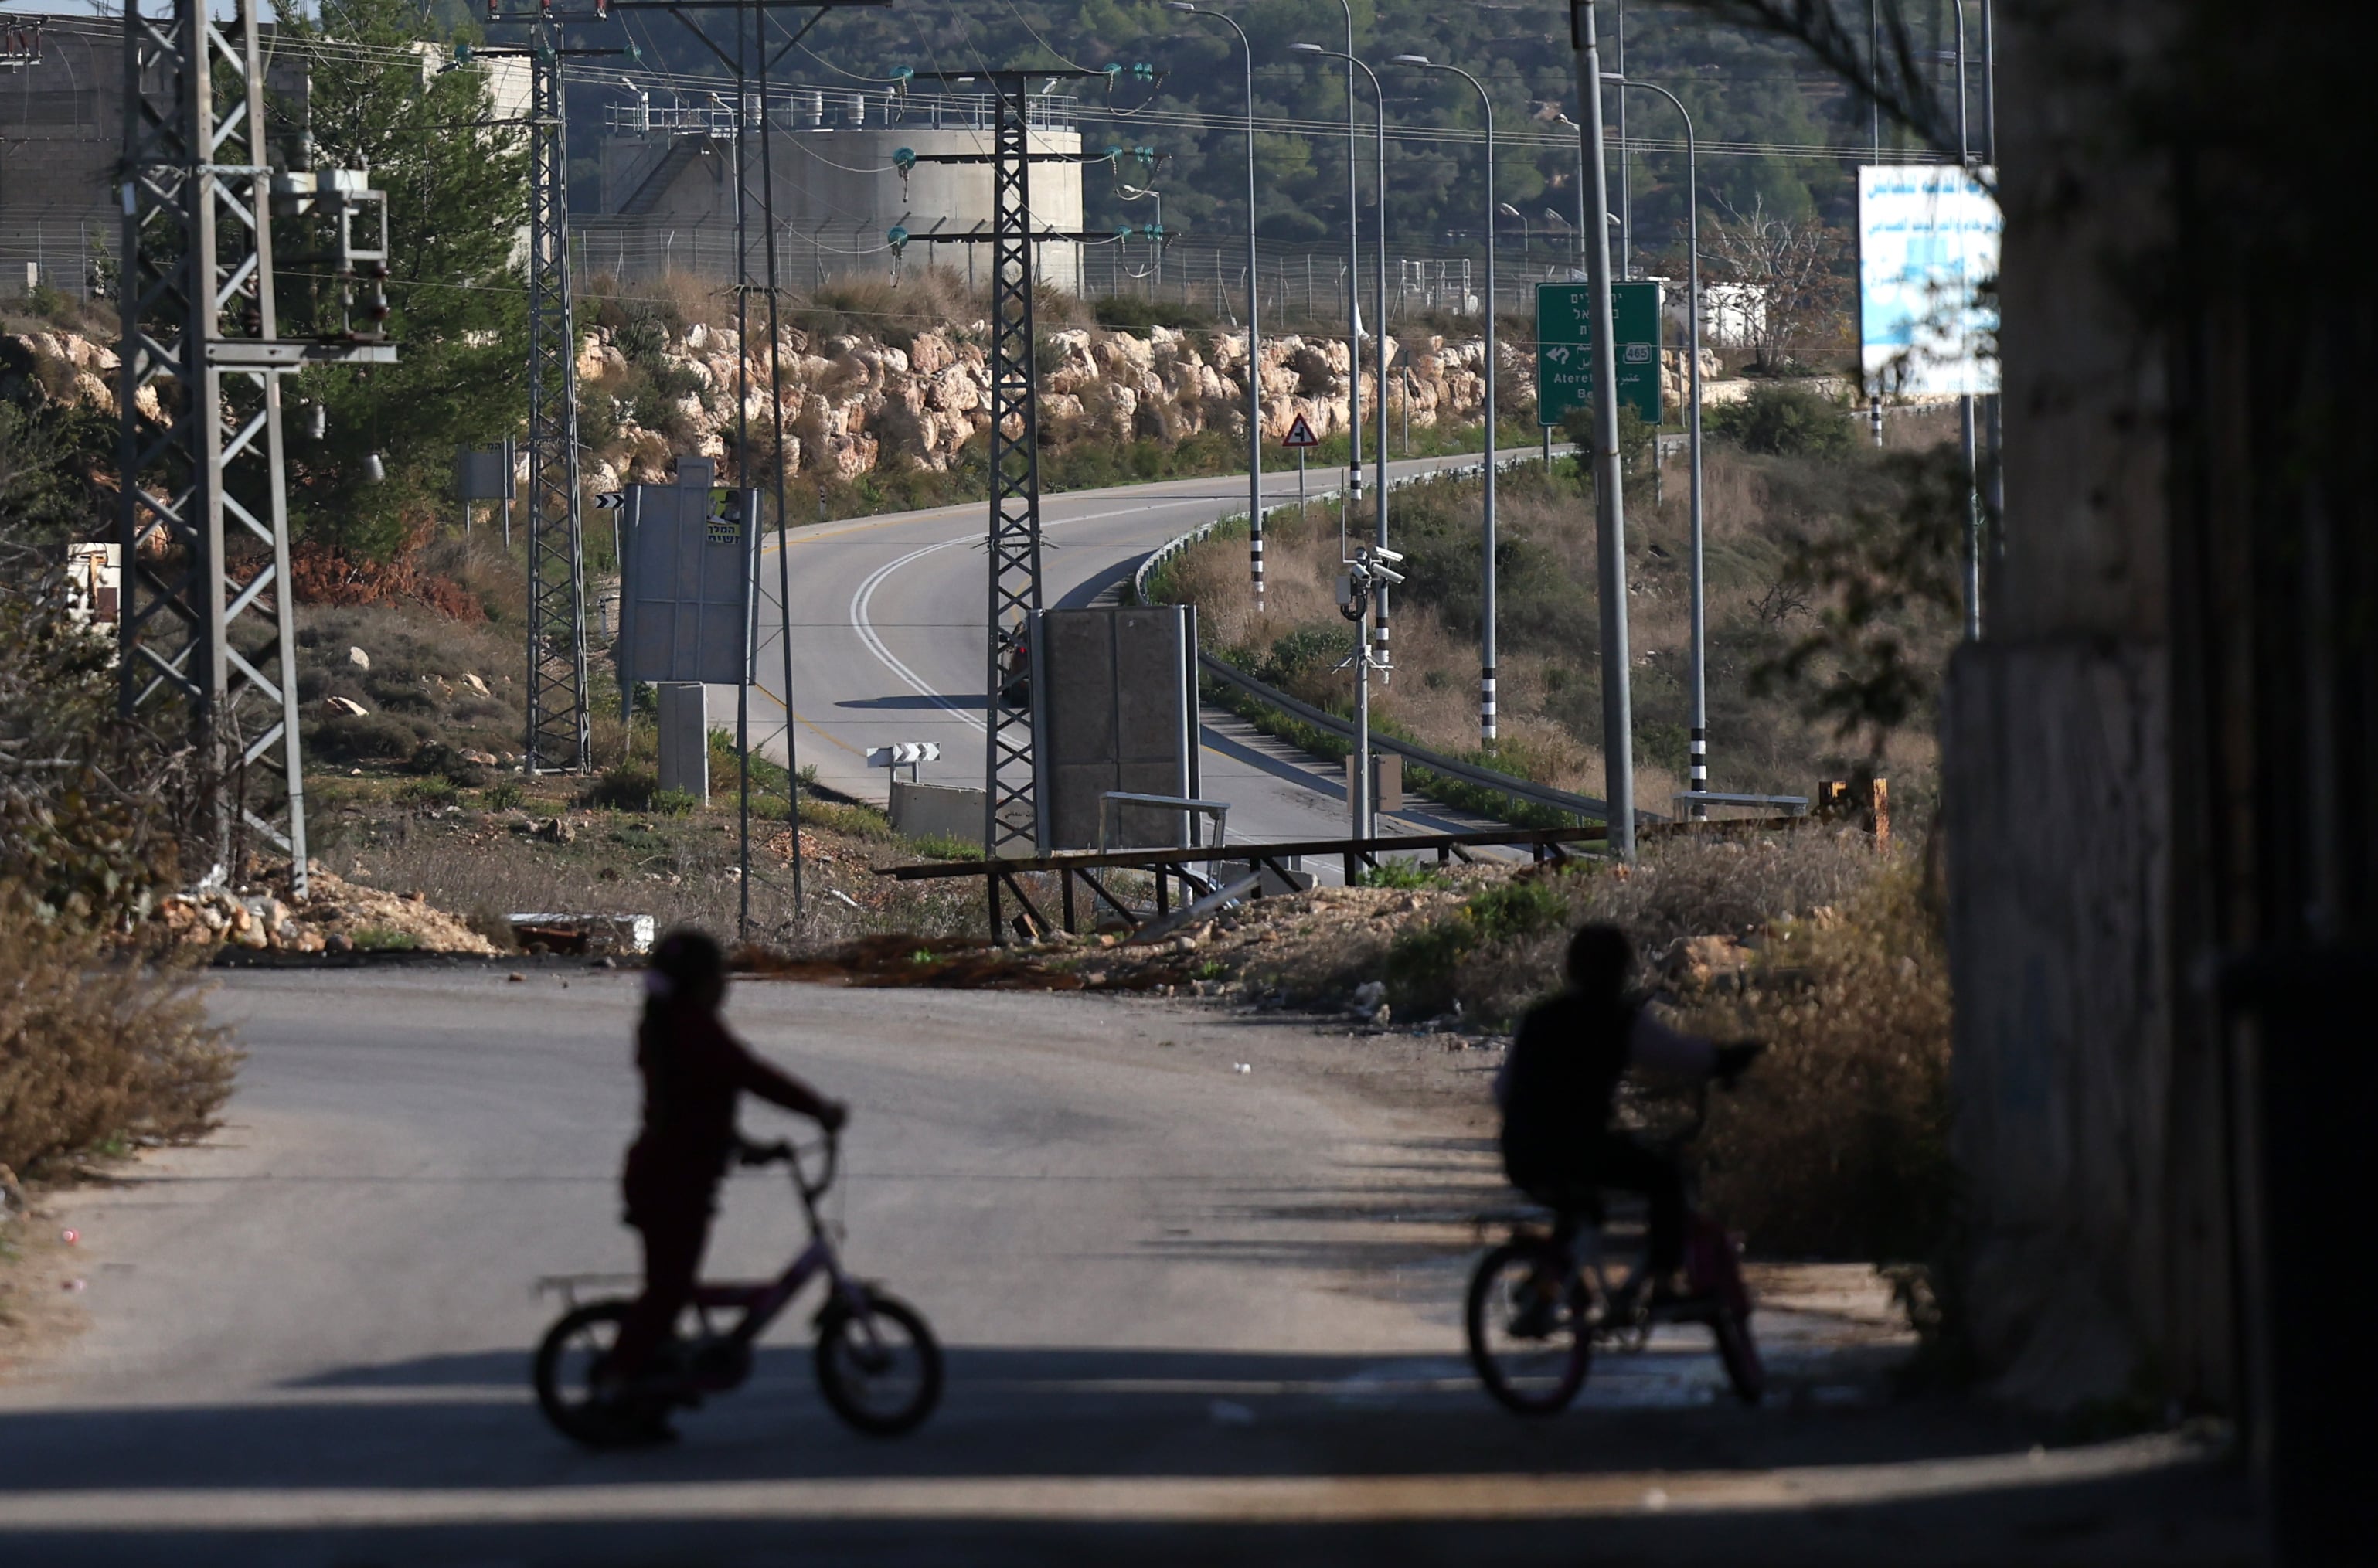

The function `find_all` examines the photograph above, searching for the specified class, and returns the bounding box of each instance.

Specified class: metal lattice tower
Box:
[895,68,1119,861]
[522,38,591,774]
[982,77,1045,859]
[116,1,393,895]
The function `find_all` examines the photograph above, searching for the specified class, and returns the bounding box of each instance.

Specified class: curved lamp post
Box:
[1395,53,1500,750]
[1605,71,1706,814]
[1291,42,1391,667]
[1165,2,1266,610]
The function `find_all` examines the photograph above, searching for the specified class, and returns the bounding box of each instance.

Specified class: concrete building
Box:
[586,83,1087,292]
[0,16,117,298]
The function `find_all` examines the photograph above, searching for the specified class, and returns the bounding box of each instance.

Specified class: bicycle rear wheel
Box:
[533,1299,673,1447]
[1466,1238,1591,1415]
[815,1287,943,1436]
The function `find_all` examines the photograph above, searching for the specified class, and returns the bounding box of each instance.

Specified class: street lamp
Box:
[1553,113,1587,273]
[1605,71,1707,816]
[1166,2,1267,611]
[1292,42,1392,667]
[1496,201,1529,262]
[1397,53,1502,750]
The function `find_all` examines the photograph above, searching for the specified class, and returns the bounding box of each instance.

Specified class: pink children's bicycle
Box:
[1465,1083,1765,1414]
[534,1131,941,1445]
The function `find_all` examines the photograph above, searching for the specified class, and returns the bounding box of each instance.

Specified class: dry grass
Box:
[1169,436,1951,808]
[1365,829,1950,1261]
[1682,862,1954,1261]
[1397,828,1888,1028]
[0,909,239,1175]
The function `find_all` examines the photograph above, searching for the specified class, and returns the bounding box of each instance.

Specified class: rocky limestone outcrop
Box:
[14,316,1726,491]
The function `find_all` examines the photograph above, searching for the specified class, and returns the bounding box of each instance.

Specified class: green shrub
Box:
[800,798,896,842]
[582,764,658,811]
[651,787,699,817]
[1706,383,1853,458]
[352,926,420,952]
[1465,878,1570,944]
[906,833,979,862]
[1384,875,1573,1017]
[481,780,525,811]
[1356,862,1444,890]
[397,776,458,808]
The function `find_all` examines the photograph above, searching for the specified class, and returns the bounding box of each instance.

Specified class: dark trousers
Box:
[609,1202,712,1383]
[1528,1138,1686,1277]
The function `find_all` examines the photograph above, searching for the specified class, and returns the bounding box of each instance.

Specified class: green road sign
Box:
[1536,280,1662,427]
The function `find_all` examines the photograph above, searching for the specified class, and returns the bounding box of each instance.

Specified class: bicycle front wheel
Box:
[815,1287,943,1437]
[1466,1238,1591,1415]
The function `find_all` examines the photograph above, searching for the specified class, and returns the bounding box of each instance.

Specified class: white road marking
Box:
[844,502,1182,741]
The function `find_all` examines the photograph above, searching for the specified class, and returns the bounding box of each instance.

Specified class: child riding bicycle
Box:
[1495,924,1759,1321]
[597,928,848,1440]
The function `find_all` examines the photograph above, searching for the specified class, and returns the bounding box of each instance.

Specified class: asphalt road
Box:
[0,970,2248,1566]
[723,459,1517,852]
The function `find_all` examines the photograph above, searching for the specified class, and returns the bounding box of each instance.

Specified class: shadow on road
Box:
[0,1339,2249,1566]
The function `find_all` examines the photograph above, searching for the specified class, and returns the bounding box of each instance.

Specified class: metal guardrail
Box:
[1195,655,1636,826]
[1124,448,1648,833]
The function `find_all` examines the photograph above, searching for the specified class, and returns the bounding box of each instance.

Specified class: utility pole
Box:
[522,36,592,774]
[1568,1,1635,859]
[888,66,1145,911]
[117,0,396,899]
[484,6,631,777]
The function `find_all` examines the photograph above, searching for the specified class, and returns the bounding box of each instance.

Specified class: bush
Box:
[481,780,525,811]
[1385,873,1574,1017]
[397,776,458,808]
[1682,862,1954,1261]
[0,909,240,1174]
[651,787,699,817]
[1706,383,1854,458]
[582,764,659,812]
[1355,862,1444,890]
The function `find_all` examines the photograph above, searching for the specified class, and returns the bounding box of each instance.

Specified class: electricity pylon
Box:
[116,0,395,896]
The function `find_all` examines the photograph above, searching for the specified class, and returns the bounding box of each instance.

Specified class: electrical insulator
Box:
[893,147,916,173]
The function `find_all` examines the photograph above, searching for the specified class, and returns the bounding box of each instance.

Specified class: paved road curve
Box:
[0,971,2246,1565]
[733,460,1514,849]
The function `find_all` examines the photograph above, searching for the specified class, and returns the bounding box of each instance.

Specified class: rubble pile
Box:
[150,869,497,956]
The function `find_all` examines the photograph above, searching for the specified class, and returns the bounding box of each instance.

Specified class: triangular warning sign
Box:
[1281,413,1320,449]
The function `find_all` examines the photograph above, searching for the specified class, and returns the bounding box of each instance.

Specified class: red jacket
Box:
[622,1000,825,1219]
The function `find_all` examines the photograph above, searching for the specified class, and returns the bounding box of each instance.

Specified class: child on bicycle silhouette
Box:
[599,928,846,1432]
[1495,924,1758,1309]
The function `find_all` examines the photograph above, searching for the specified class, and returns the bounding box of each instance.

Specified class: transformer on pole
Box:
[116,0,396,897]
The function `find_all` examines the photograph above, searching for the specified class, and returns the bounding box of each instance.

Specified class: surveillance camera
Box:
[1369,563,1407,587]
[1371,546,1405,563]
